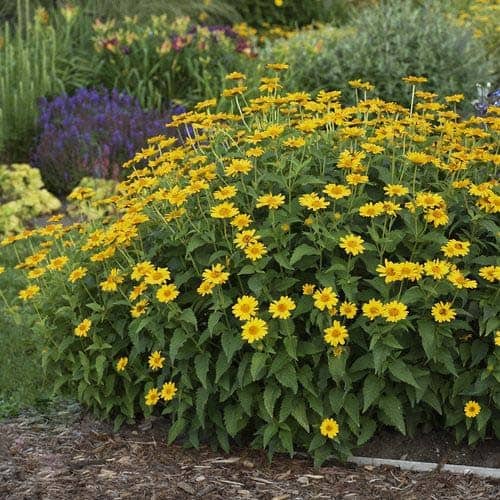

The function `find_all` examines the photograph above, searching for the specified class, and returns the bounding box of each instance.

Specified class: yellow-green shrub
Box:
[4,73,499,464]
[0,163,61,235]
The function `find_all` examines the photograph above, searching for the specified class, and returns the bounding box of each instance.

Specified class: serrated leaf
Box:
[362,374,385,412]
[279,429,294,455]
[388,359,420,388]
[95,354,106,384]
[195,387,209,426]
[208,311,222,333]
[275,364,298,393]
[279,394,295,422]
[180,308,197,328]
[290,244,320,266]
[168,417,186,444]
[169,328,187,362]
[291,399,310,432]
[378,395,406,435]
[357,417,377,445]
[195,352,210,389]
[224,404,243,437]
[283,335,298,360]
[221,330,243,361]
[343,393,360,428]
[263,422,279,447]
[418,319,438,360]
[250,352,267,380]
[263,383,281,417]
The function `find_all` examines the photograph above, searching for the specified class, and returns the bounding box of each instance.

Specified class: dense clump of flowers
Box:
[5,70,499,464]
[32,88,186,195]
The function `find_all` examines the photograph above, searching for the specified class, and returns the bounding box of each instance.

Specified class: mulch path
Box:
[1,404,499,499]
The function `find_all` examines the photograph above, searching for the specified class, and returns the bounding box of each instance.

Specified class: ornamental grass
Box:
[3,69,499,465]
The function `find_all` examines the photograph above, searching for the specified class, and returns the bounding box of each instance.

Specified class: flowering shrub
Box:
[0,164,61,235]
[5,72,499,464]
[91,15,257,109]
[32,88,186,195]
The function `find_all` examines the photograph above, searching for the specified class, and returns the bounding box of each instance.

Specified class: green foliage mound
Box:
[5,76,499,465]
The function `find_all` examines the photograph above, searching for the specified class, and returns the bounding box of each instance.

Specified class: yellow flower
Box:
[256,193,285,209]
[197,280,215,296]
[339,234,365,256]
[241,318,268,343]
[214,185,238,200]
[269,296,296,319]
[383,184,409,197]
[402,75,428,84]
[324,321,349,346]
[320,418,339,439]
[339,301,357,319]
[129,282,148,301]
[145,388,160,406]
[362,299,384,320]
[131,261,155,281]
[202,263,229,285]
[448,270,477,289]
[74,318,92,337]
[68,266,87,283]
[100,268,124,292]
[313,287,338,311]
[495,331,500,347]
[299,193,330,211]
[424,259,450,279]
[232,295,259,321]
[323,183,351,200]
[246,147,264,157]
[116,357,128,372]
[131,299,149,318]
[464,400,481,418]
[479,265,500,282]
[224,159,253,176]
[230,213,253,230]
[431,301,456,323]
[28,268,46,279]
[225,71,246,80]
[244,241,267,261]
[156,284,180,303]
[144,267,171,285]
[210,202,240,219]
[441,239,470,258]
[47,256,69,271]
[160,381,177,401]
[348,79,374,91]
[346,173,369,185]
[234,229,260,249]
[302,283,316,295]
[283,137,306,148]
[359,202,384,218]
[148,351,165,371]
[0,266,4,275]
[382,301,409,322]
[18,284,40,301]
[266,62,288,70]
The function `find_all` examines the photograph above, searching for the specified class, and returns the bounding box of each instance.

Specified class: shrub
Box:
[91,15,258,109]
[0,163,61,235]
[32,87,186,196]
[266,0,495,106]
[5,74,499,465]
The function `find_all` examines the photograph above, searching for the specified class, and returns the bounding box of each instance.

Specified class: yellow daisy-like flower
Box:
[424,259,450,279]
[269,296,296,319]
[131,299,149,318]
[494,331,500,347]
[99,268,124,292]
[323,183,351,200]
[383,184,409,197]
[116,357,128,372]
[324,321,349,346]
[234,229,260,249]
[148,351,165,371]
[197,280,215,296]
[283,137,306,148]
[230,213,253,230]
[359,202,384,218]
[339,234,365,256]
[160,381,177,401]
[145,387,160,406]
[362,299,385,320]
[313,287,339,311]
[256,193,285,210]
[464,400,481,418]
[302,283,316,295]
[441,239,470,258]
[241,318,268,343]
[402,75,428,84]
[202,263,229,285]
[431,301,456,323]
[232,295,259,321]
[214,185,238,200]
[299,192,330,211]
[244,241,267,261]
[156,284,180,303]
[144,267,171,285]
[339,301,357,319]
[18,284,41,301]
[382,301,409,322]
[0,266,4,274]
[129,282,148,301]
[28,268,46,279]
[246,147,264,158]
[210,202,240,219]
[131,261,155,281]
[479,265,500,282]
[320,418,339,439]
[68,266,87,283]
[74,318,92,337]
[47,256,69,271]
[224,158,253,177]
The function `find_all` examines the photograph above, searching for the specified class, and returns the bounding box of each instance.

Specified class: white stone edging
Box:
[348,456,500,479]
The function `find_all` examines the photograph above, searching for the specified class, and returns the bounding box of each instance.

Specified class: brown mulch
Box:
[1,404,499,499]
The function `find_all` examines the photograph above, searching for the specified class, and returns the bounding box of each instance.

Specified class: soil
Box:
[0,403,499,499]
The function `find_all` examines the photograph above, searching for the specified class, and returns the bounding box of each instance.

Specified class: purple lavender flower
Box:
[32,87,186,195]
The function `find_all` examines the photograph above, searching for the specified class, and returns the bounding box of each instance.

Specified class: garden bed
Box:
[1,404,499,499]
